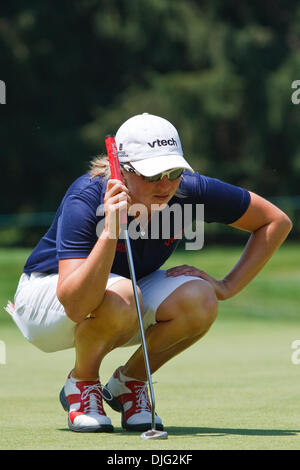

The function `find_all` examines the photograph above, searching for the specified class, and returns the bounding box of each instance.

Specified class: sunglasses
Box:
[121,164,184,182]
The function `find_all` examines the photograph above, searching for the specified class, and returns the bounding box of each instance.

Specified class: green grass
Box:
[0,243,300,450]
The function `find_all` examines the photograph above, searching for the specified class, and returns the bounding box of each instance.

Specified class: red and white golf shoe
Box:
[102,367,163,432]
[60,372,113,433]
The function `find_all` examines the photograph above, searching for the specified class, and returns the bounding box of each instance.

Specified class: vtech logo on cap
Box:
[148,138,178,148]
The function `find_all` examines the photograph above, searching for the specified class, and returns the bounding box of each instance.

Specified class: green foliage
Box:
[1,1,299,233]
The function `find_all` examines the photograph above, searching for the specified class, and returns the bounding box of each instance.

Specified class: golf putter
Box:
[105,135,168,440]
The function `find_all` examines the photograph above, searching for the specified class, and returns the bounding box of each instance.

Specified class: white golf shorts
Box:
[10,270,202,353]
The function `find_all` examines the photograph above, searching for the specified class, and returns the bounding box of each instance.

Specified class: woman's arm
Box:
[220,191,293,299]
[57,231,118,323]
[57,179,130,322]
[166,191,293,300]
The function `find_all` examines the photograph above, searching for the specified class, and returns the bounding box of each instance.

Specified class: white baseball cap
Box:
[115,113,194,177]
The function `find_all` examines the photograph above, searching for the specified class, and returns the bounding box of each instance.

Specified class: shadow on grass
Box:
[58,426,300,437]
[164,426,300,437]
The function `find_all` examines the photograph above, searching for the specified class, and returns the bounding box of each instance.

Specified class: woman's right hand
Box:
[103,179,132,238]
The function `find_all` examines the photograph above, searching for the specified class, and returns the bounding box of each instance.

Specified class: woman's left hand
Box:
[166,265,230,300]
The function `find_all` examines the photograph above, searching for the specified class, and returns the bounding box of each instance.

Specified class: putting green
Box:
[0,316,299,450]
[1,244,300,450]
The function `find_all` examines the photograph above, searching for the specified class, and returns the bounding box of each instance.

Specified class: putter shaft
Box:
[123,228,156,430]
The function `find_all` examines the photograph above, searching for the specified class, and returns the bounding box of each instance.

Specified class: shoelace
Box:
[134,383,152,413]
[81,383,105,414]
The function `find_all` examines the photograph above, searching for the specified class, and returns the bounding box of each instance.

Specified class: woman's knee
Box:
[157,279,218,334]
[90,281,141,335]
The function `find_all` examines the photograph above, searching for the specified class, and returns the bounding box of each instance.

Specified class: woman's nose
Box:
[156,175,171,186]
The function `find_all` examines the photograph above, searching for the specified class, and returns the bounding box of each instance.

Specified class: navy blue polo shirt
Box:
[23,171,250,280]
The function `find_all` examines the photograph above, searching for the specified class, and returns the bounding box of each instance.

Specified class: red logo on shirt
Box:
[116,242,126,252]
[164,229,185,247]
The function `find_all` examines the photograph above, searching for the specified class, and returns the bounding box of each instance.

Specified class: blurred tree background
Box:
[0,0,299,246]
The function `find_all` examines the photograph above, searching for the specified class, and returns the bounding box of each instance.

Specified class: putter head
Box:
[140,429,168,440]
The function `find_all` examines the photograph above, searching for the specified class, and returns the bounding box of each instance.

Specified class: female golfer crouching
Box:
[6,113,292,433]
